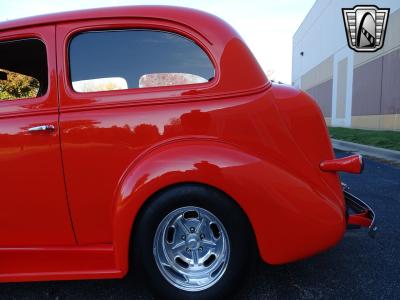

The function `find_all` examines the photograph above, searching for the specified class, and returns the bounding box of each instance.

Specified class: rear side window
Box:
[69,30,215,93]
[0,39,48,101]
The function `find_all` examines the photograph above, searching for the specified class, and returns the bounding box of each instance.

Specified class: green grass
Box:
[328,127,400,151]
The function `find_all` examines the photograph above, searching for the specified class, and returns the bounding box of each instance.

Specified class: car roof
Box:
[0,6,269,94]
[0,6,227,34]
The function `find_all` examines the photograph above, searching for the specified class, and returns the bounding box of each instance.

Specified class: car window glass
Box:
[69,30,215,93]
[0,39,48,101]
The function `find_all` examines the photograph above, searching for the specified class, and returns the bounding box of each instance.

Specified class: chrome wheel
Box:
[153,206,230,292]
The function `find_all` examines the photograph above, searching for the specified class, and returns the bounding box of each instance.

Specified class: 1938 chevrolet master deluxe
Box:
[0,6,376,299]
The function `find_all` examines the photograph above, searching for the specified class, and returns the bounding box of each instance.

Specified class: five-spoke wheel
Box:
[153,206,230,291]
[134,184,255,300]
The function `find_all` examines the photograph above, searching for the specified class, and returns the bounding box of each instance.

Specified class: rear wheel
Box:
[133,184,255,300]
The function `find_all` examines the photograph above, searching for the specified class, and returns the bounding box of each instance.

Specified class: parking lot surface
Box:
[1,150,399,299]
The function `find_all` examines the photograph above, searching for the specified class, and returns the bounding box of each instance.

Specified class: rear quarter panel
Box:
[55,12,345,269]
[59,86,345,266]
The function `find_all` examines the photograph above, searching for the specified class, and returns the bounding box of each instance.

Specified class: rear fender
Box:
[112,138,346,274]
[112,139,260,274]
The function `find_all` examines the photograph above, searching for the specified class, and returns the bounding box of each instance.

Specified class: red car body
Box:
[0,6,373,284]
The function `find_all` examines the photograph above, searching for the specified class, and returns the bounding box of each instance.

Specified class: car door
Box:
[56,20,216,244]
[0,25,76,246]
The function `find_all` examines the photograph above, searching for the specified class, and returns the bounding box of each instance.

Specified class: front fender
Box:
[112,138,345,274]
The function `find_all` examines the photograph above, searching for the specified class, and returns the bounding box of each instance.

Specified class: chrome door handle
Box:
[28,125,56,132]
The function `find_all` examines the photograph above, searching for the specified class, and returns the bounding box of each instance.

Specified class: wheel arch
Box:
[129,181,259,264]
[111,139,262,275]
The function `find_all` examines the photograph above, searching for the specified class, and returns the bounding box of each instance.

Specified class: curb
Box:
[332,139,400,163]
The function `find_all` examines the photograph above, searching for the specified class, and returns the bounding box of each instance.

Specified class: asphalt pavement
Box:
[1,150,399,299]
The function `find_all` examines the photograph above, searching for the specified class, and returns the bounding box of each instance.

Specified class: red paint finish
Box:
[0,25,76,246]
[54,8,267,245]
[348,212,373,228]
[0,245,121,282]
[320,154,364,174]
[0,6,364,282]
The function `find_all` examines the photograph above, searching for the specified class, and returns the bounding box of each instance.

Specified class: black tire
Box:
[133,183,256,300]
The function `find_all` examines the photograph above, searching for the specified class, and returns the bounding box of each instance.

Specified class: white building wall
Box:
[292,0,400,86]
[292,0,400,129]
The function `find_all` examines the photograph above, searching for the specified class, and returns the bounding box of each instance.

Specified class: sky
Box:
[0,0,316,83]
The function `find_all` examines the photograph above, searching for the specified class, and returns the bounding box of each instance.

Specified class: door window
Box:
[0,39,48,101]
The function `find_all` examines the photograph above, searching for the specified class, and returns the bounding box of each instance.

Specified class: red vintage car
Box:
[0,6,375,299]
